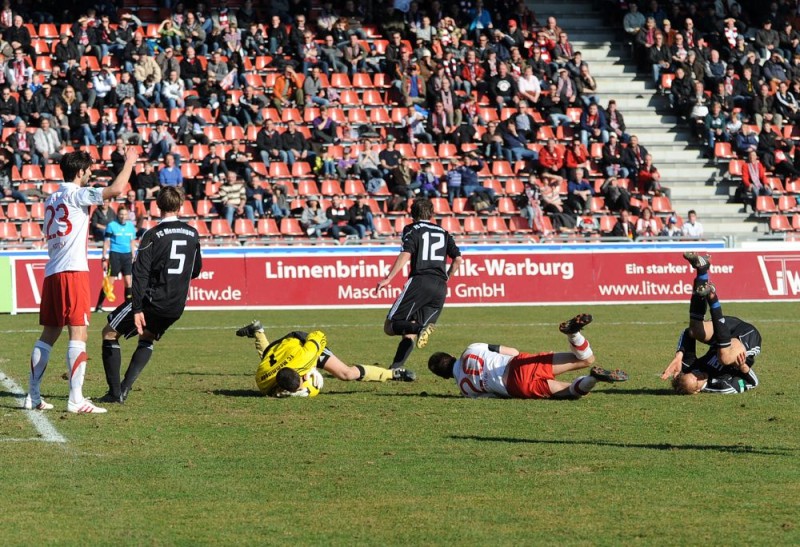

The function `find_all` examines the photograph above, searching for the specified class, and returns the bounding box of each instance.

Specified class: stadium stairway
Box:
[537,0,765,239]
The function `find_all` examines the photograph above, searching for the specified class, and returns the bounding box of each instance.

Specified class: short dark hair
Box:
[60,151,93,182]
[428,352,456,379]
[411,198,434,221]
[156,186,184,214]
[276,367,302,392]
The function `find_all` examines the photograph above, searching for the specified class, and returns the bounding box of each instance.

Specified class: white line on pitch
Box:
[0,369,66,444]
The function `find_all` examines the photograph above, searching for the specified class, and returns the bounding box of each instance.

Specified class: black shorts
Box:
[725,316,762,365]
[387,275,447,327]
[108,251,133,277]
[107,301,179,340]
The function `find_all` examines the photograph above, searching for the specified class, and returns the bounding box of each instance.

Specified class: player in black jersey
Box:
[98,187,203,403]
[377,198,463,371]
[661,252,761,394]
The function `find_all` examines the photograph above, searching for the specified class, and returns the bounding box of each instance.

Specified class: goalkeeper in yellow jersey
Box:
[236,320,417,397]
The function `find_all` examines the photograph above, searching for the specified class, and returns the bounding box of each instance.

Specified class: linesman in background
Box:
[95,203,137,313]
[99,187,202,404]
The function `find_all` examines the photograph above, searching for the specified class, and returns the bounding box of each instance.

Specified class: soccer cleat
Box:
[695,282,716,297]
[416,324,436,349]
[95,306,105,313]
[67,399,108,414]
[22,395,53,410]
[559,313,593,334]
[98,392,125,404]
[391,368,417,382]
[235,320,263,338]
[683,252,712,271]
[590,366,629,383]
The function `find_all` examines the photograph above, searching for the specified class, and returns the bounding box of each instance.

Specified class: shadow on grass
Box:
[173,372,251,377]
[211,389,364,397]
[451,435,796,456]
[375,392,464,399]
[595,388,675,396]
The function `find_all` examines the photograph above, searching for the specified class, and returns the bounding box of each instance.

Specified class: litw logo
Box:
[757,255,800,296]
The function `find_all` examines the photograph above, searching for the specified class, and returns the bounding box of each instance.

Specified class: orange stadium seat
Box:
[439,216,463,235]
[770,214,792,232]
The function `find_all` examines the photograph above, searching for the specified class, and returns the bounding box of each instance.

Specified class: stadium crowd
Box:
[618,0,800,233]
[0,0,705,246]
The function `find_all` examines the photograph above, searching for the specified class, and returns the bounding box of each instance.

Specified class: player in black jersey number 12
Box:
[377,198,463,373]
[98,187,203,404]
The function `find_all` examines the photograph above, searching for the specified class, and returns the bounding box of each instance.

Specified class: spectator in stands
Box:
[611,209,635,240]
[735,123,758,156]
[579,102,609,148]
[245,178,266,219]
[555,67,580,110]
[488,62,518,113]
[649,31,670,87]
[601,133,627,178]
[0,149,24,202]
[775,80,800,123]
[280,120,311,168]
[272,64,303,116]
[349,194,375,239]
[659,215,682,238]
[134,162,160,201]
[414,162,441,198]
[753,83,783,130]
[541,177,576,233]
[668,65,692,119]
[763,52,790,84]
[5,120,38,171]
[181,12,207,55]
[33,118,64,164]
[179,47,204,91]
[67,101,93,146]
[756,19,780,61]
[200,142,228,182]
[5,16,31,60]
[390,157,417,199]
[243,22,267,57]
[427,101,456,145]
[467,2,493,42]
[256,119,287,167]
[54,33,79,72]
[218,95,241,127]
[576,63,600,107]
[159,153,183,189]
[0,86,19,127]
[377,135,401,180]
[225,138,253,185]
[299,29,328,76]
[176,104,209,146]
[624,3,646,37]
[704,102,727,158]
[739,150,772,213]
[778,21,799,61]
[160,70,185,115]
[311,106,338,146]
[136,73,162,111]
[220,170,254,229]
[564,138,590,181]
[148,121,176,162]
[619,132,648,179]
[303,66,330,109]
[481,120,508,161]
[687,81,710,138]
[681,209,704,238]
[637,153,669,198]
[538,138,565,179]
[110,138,129,177]
[124,32,149,75]
[539,82,570,127]
[18,87,37,126]
[327,195,359,239]
[517,65,541,105]
[301,196,333,238]
[553,31,576,68]
[401,63,427,108]
[566,168,593,215]
[635,207,658,240]
[501,122,537,165]
[90,198,118,242]
[320,33,348,75]
[342,33,369,76]
[267,183,290,222]
[599,176,633,213]
[403,107,433,144]
[635,17,657,65]
[237,86,266,126]
[116,97,141,145]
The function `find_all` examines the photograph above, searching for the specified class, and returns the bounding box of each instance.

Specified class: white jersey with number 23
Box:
[452,343,512,398]
[43,183,104,277]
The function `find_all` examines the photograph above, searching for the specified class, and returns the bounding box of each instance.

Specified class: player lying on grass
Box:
[427,314,628,398]
[99,187,202,404]
[236,320,417,397]
[660,252,760,395]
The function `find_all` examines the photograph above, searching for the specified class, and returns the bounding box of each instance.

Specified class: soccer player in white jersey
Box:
[23,148,137,413]
[427,314,628,399]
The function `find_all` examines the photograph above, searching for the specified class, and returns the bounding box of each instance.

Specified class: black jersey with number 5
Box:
[131,219,202,317]
[401,220,461,279]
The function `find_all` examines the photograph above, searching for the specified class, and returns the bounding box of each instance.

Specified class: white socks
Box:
[568,332,594,360]
[67,341,88,404]
[28,340,52,403]
[569,375,597,398]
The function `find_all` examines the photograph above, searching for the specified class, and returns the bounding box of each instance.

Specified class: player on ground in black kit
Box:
[377,198,463,372]
[661,252,761,394]
[98,187,203,404]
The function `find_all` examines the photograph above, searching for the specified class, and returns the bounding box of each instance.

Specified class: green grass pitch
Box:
[0,303,798,545]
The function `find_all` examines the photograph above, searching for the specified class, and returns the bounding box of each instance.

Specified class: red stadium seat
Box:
[770,214,792,232]
[257,218,281,238]
[373,217,395,237]
[756,196,778,215]
[778,195,797,212]
[463,216,487,234]
[20,221,44,240]
[486,216,509,235]
[5,202,29,220]
[210,219,236,238]
[279,218,305,237]
[439,216,463,235]
[234,219,257,238]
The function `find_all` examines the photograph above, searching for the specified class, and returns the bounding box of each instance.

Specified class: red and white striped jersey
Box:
[452,343,512,398]
[43,183,104,277]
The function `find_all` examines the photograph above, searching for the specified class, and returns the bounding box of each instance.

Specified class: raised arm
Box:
[101,148,138,200]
